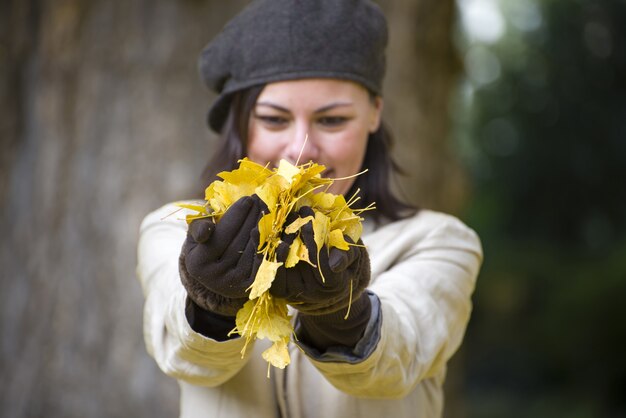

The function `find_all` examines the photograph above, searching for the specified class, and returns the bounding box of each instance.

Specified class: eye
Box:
[254,114,289,127]
[317,116,349,127]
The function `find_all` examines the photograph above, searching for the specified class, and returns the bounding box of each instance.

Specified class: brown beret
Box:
[199,0,388,132]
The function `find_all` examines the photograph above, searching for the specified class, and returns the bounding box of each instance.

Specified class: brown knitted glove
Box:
[296,292,372,350]
[179,195,266,316]
[271,207,371,315]
[271,207,372,350]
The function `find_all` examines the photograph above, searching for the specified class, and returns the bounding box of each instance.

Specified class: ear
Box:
[369,96,384,133]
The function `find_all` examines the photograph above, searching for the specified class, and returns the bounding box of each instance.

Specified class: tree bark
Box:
[1,1,248,416]
[0,0,464,416]
[380,0,466,213]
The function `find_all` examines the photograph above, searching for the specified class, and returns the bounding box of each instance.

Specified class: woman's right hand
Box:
[270,207,371,315]
[179,195,267,316]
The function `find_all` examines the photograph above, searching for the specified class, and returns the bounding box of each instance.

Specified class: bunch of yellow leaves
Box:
[176,158,370,374]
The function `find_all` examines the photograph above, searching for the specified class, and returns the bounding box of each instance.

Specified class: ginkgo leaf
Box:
[328,229,350,251]
[277,159,301,183]
[257,212,276,251]
[181,157,370,374]
[174,200,208,214]
[289,164,326,191]
[218,158,271,184]
[255,179,282,212]
[234,299,256,335]
[334,217,363,243]
[312,212,329,253]
[284,215,313,234]
[256,309,292,342]
[249,258,282,299]
[237,157,272,173]
[296,235,314,266]
[234,294,292,367]
[284,235,314,267]
[185,213,210,224]
[284,236,301,268]
[262,339,290,370]
[311,192,337,210]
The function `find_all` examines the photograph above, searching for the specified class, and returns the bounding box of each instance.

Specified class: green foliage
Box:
[456,0,626,416]
[467,0,626,253]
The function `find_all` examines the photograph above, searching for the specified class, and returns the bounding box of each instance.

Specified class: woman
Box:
[137,1,482,417]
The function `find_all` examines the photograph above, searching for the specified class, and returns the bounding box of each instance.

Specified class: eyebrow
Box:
[255,101,353,114]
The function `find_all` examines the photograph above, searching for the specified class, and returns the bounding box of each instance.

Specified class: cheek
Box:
[328,133,368,173]
[247,133,280,165]
[334,146,364,173]
[325,134,368,195]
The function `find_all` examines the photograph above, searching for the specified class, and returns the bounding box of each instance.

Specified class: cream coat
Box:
[137,203,482,418]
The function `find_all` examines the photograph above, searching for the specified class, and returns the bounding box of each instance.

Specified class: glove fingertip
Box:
[190,218,215,243]
[328,248,349,272]
[227,195,254,216]
[300,220,317,251]
[251,193,269,214]
[298,206,315,218]
[270,270,288,298]
[275,241,290,263]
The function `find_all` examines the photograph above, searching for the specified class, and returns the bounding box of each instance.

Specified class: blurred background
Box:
[1,0,624,417]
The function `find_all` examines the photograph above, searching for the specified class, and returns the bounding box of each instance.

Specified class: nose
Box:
[284,124,318,165]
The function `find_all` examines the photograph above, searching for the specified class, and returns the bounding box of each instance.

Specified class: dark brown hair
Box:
[201,85,417,223]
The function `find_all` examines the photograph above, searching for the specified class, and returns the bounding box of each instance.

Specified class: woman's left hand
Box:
[270,207,371,316]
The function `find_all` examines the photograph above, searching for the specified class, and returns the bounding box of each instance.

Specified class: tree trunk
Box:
[379,4,468,417]
[381,0,466,213]
[1,1,248,416]
[0,0,464,416]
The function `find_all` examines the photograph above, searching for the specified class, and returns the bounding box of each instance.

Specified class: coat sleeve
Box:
[136,203,253,386]
[305,211,483,398]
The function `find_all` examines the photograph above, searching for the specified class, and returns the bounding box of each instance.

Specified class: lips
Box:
[321,168,334,178]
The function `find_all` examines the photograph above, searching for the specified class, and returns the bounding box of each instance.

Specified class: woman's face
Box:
[247,79,383,196]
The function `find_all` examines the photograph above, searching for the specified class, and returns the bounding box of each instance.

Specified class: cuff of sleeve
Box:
[185,297,238,342]
[294,291,382,364]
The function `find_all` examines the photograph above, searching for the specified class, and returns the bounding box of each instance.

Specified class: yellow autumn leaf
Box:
[185,213,210,224]
[333,216,363,243]
[233,294,291,344]
[277,159,301,183]
[312,211,329,252]
[311,191,337,211]
[224,182,257,205]
[255,181,280,212]
[237,157,272,173]
[206,158,274,220]
[218,158,271,185]
[174,200,209,214]
[311,212,330,281]
[262,339,290,369]
[229,300,257,338]
[284,241,300,268]
[328,228,350,251]
[284,215,313,234]
[249,258,282,299]
[257,212,276,251]
[285,235,314,267]
[289,164,326,192]
[256,308,292,342]
[207,196,226,216]
[181,157,371,373]
[297,237,314,265]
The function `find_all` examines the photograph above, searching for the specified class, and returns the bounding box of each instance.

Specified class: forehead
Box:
[257,78,370,105]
